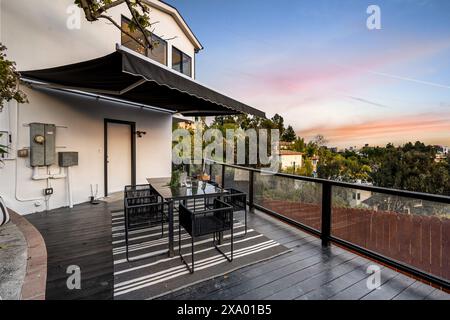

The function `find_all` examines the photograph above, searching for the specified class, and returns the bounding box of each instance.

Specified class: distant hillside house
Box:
[434,145,449,155]
[279,150,303,170]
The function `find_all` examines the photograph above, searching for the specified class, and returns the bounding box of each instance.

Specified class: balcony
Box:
[23,162,449,300]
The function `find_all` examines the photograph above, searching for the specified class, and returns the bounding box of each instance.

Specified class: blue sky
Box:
[164,0,450,147]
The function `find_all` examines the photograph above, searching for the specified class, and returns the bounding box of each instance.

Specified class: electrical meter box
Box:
[30,123,56,167]
[58,152,78,167]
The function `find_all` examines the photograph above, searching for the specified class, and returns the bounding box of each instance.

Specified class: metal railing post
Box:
[186,163,191,176]
[221,164,226,188]
[321,182,332,247]
[248,170,254,211]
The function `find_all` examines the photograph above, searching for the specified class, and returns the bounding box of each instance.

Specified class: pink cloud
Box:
[298,112,450,147]
[227,37,450,103]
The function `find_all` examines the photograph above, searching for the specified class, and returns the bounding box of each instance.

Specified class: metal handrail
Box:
[209,161,450,204]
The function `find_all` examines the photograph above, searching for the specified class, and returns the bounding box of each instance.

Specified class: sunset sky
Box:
[165,0,450,148]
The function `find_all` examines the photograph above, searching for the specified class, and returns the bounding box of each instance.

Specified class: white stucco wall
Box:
[280,154,303,170]
[0,0,200,214]
[0,0,196,75]
[0,87,172,215]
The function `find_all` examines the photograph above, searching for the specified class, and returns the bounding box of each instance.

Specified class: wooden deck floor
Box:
[25,201,448,300]
[160,210,449,300]
[26,202,113,300]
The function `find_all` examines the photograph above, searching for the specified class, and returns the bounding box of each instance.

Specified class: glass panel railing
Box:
[187,164,204,177]
[332,186,450,281]
[223,166,250,195]
[209,163,223,186]
[254,172,322,231]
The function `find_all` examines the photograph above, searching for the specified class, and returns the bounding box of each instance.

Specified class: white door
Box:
[107,122,132,195]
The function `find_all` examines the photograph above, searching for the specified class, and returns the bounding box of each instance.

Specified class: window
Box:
[148,35,167,65]
[121,16,167,66]
[172,47,192,77]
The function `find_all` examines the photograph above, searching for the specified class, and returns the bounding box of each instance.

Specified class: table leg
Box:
[168,200,174,257]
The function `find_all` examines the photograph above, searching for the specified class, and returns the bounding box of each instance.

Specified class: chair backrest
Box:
[211,199,233,226]
[124,184,153,199]
[125,197,164,229]
[126,195,157,206]
[224,189,246,210]
[179,199,233,237]
[178,203,193,235]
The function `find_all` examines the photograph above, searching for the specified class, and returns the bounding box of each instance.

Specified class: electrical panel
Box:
[30,123,56,167]
[58,152,78,167]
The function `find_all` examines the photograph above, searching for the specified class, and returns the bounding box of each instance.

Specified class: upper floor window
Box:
[172,47,192,77]
[121,16,167,66]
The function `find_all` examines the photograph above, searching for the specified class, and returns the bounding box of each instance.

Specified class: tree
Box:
[271,113,285,136]
[292,137,306,152]
[368,142,449,195]
[281,125,296,142]
[317,151,343,180]
[0,44,27,110]
[312,134,328,147]
[1,44,28,158]
[75,0,158,50]
[298,159,314,176]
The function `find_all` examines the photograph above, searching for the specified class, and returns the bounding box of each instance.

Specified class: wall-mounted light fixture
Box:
[135,131,147,138]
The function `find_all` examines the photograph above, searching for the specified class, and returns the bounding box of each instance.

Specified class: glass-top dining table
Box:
[147,177,229,257]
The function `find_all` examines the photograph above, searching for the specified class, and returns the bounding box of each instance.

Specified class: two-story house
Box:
[0,0,264,215]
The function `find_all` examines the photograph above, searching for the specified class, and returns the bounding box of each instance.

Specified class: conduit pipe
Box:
[13,101,45,204]
[67,167,73,209]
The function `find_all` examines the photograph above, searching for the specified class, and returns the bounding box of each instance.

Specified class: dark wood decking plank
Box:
[234,249,357,300]
[328,266,398,300]
[360,272,416,300]
[424,288,450,300]
[294,258,375,300]
[165,212,324,300]
[162,238,323,300]
[204,251,337,300]
[163,244,324,300]
[393,281,438,300]
[239,244,326,278]
[26,202,114,300]
[264,255,364,300]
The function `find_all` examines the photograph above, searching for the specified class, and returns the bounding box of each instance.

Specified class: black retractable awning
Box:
[20,46,265,118]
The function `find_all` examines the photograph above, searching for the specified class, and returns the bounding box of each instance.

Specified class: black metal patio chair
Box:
[124,186,168,262]
[223,188,248,238]
[124,184,161,202]
[178,198,234,273]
